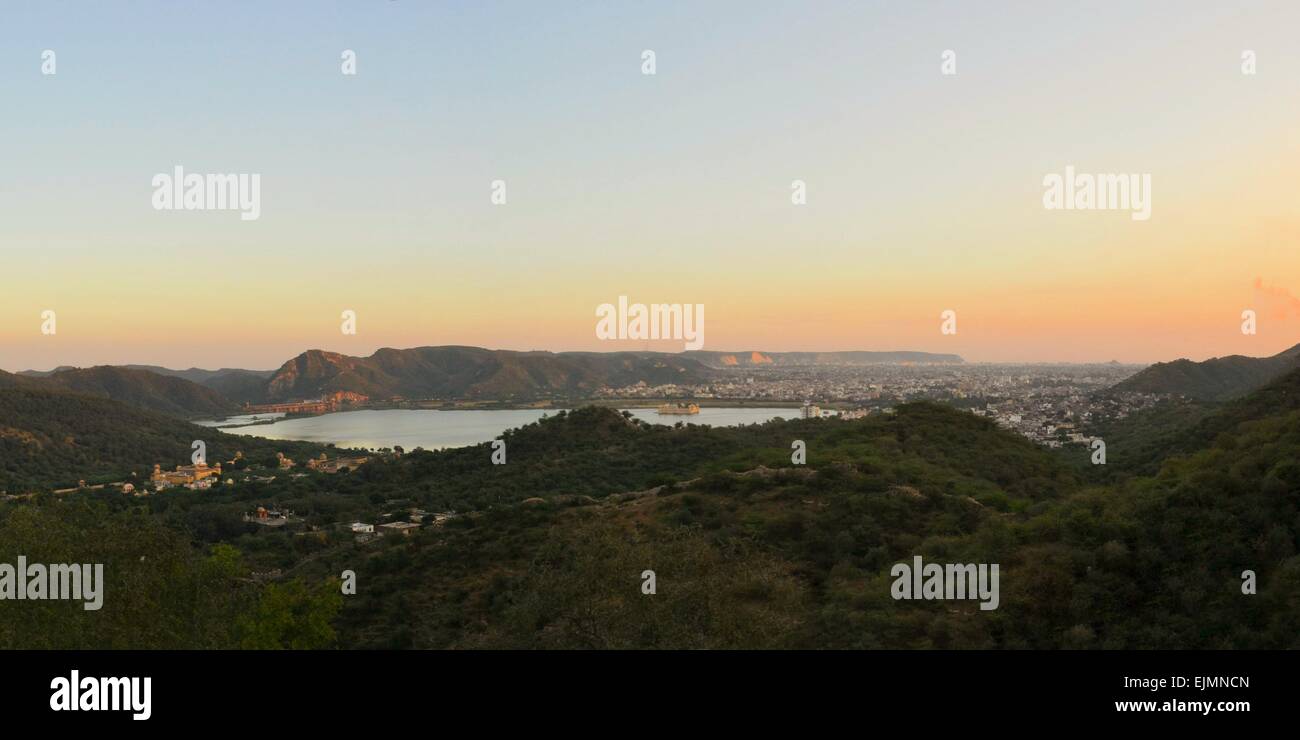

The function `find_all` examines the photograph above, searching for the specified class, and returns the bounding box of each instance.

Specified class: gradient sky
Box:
[2,0,1299,371]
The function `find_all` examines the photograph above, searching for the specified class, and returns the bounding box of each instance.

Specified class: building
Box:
[151,462,221,489]
[243,506,290,527]
[801,403,822,419]
[243,391,369,417]
[306,454,371,474]
[656,402,700,415]
[377,522,421,537]
[244,400,329,415]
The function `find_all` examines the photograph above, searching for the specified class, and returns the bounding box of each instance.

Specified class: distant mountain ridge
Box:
[263,346,716,401]
[118,364,276,384]
[124,366,277,405]
[10,366,237,417]
[1110,342,1300,401]
[14,345,966,408]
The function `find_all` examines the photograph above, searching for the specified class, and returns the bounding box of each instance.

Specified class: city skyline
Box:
[4,1,1299,370]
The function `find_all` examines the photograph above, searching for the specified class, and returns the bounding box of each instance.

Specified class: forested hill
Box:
[29,366,237,417]
[327,402,1075,513]
[303,388,1296,649]
[1084,364,1300,477]
[4,373,1297,649]
[22,365,275,406]
[0,377,322,492]
[263,347,716,402]
[1110,342,1300,401]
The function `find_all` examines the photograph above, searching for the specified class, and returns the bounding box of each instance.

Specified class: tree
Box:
[236,578,343,649]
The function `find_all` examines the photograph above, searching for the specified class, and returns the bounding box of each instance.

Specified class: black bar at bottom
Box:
[2,650,1285,728]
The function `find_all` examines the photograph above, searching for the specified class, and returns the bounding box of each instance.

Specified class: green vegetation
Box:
[3,370,1298,649]
[0,502,340,649]
[24,366,237,417]
[0,381,326,492]
[1064,396,1215,479]
[264,346,717,402]
[1111,342,1300,401]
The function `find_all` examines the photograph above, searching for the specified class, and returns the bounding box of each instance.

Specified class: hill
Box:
[14,346,967,407]
[1110,363,1300,472]
[195,369,276,404]
[120,365,276,405]
[0,372,324,492]
[118,364,274,385]
[322,376,1297,648]
[260,403,1076,647]
[6,360,1298,649]
[30,366,238,417]
[0,502,342,649]
[264,346,718,401]
[1110,342,1300,401]
[24,365,276,406]
[4,369,1297,648]
[15,365,78,377]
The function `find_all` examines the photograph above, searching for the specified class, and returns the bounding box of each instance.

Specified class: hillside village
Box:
[8,449,376,503]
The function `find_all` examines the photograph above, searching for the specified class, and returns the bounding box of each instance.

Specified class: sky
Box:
[2,0,1299,371]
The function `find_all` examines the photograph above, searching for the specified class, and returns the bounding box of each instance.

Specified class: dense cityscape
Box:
[595,362,1161,447]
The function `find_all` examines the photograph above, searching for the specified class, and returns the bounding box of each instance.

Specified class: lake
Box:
[203,407,802,450]
[194,412,285,428]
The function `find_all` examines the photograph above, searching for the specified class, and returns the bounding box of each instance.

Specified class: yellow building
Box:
[656,402,700,415]
[151,462,221,488]
[306,455,371,473]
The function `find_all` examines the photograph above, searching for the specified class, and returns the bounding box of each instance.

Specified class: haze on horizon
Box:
[3,1,1299,371]
[14,341,1300,377]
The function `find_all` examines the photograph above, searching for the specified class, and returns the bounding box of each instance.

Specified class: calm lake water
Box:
[204,407,801,450]
[194,412,285,427]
